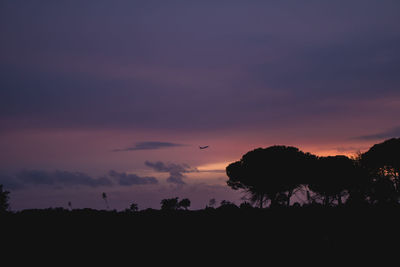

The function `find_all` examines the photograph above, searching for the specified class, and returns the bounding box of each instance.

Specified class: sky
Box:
[1,0,400,211]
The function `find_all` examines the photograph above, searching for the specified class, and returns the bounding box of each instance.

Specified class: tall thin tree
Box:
[102,192,109,210]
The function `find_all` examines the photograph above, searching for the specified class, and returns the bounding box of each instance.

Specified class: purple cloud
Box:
[108,170,158,185]
[1,1,399,134]
[145,161,198,185]
[113,141,185,152]
[353,126,400,141]
[0,169,159,190]
[1,169,113,189]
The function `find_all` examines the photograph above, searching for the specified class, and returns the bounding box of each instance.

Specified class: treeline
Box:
[1,138,399,214]
[227,137,400,208]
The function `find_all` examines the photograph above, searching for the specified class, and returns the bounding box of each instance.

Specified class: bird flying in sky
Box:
[199,146,209,149]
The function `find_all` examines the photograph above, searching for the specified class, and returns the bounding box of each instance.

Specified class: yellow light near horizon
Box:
[197,162,230,172]
[307,149,358,158]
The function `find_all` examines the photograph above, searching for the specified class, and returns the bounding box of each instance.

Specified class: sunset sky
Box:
[1,1,400,210]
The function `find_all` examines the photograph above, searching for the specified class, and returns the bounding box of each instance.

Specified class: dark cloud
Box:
[1,1,399,132]
[108,170,158,185]
[16,170,113,187]
[145,161,198,185]
[0,169,159,190]
[353,126,400,141]
[0,170,112,190]
[0,173,25,190]
[335,146,366,153]
[113,141,185,152]
[144,161,195,173]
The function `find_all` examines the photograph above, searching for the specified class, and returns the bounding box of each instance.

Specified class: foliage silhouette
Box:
[102,192,109,210]
[239,201,253,209]
[207,198,216,208]
[160,197,192,210]
[360,138,400,205]
[127,202,139,212]
[218,200,238,210]
[160,197,180,210]
[308,155,360,206]
[2,138,400,261]
[178,198,191,210]
[226,138,400,208]
[0,184,10,213]
[361,138,400,172]
[226,146,317,208]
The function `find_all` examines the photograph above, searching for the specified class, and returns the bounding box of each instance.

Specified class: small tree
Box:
[207,198,216,208]
[102,192,109,210]
[178,198,191,210]
[0,185,10,213]
[128,202,139,212]
[161,197,179,210]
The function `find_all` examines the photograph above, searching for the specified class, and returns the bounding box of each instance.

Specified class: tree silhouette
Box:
[128,202,139,212]
[239,201,253,209]
[367,170,398,204]
[361,138,400,204]
[0,185,10,213]
[308,156,360,206]
[207,198,216,208]
[161,197,179,210]
[361,138,400,172]
[226,146,317,208]
[218,200,238,209]
[178,198,191,210]
[102,192,109,210]
[344,153,371,206]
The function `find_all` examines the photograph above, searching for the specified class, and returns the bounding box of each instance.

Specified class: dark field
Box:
[2,206,400,263]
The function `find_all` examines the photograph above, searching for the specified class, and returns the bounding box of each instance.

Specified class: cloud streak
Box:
[113,141,185,152]
[353,126,400,141]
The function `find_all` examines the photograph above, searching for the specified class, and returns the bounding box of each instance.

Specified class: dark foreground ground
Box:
[2,206,400,263]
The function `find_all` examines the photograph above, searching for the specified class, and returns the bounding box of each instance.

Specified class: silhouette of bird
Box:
[199,146,209,149]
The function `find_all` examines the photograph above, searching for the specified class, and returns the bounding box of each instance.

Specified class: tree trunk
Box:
[287,190,293,207]
[324,196,329,207]
[259,195,264,209]
[338,195,342,206]
[270,193,277,208]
